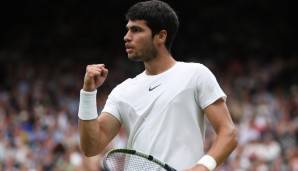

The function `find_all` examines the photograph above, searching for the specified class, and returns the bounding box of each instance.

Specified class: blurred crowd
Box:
[1,49,298,171]
[0,0,297,170]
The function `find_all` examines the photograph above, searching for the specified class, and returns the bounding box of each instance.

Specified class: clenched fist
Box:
[83,64,108,92]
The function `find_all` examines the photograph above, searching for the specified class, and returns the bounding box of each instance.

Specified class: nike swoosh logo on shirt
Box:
[149,84,161,91]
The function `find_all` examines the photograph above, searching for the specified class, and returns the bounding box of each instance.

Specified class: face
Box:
[124,20,157,61]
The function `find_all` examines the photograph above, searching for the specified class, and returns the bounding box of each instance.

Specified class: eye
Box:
[131,27,142,33]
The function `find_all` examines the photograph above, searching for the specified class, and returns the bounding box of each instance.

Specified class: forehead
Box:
[126,20,149,29]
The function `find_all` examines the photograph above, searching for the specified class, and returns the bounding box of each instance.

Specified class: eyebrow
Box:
[126,25,144,31]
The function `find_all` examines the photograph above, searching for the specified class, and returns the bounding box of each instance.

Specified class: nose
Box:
[124,31,131,42]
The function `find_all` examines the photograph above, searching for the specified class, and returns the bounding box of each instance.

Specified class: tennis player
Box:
[78,0,238,170]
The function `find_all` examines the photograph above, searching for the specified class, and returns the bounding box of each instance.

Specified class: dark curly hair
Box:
[125,0,179,52]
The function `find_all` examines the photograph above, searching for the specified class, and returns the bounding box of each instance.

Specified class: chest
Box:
[121,72,197,118]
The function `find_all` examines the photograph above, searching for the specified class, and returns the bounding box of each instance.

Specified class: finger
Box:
[87,64,105,71]
[86,68,102,78]
[101,68,109,78]
[90,64,105,70]
[96,64,105,68]
[86,64,105,70]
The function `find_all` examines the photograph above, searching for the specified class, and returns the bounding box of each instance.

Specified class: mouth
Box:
[125,43,133,53]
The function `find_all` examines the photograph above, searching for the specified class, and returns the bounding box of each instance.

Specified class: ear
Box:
[156,30,167,44]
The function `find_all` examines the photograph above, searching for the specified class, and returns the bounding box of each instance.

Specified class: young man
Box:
[78,0,238,170]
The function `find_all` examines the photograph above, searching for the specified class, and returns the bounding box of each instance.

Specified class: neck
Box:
[144,52,177,75]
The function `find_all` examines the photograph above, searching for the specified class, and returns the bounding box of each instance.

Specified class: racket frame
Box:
[103,148,176,171]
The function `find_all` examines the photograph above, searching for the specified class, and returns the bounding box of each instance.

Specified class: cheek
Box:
[133,34,152,50]
[134,37,145,44]
[134,38,146,50]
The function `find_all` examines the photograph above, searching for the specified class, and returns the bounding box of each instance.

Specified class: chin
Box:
[128,55,142,62]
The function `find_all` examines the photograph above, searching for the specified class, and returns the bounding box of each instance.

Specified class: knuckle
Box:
[87,72,93,76]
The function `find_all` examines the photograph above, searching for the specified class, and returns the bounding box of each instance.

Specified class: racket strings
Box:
[105,153,166,171]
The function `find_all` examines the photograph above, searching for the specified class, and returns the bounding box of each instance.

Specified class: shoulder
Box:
[177,61,211,74]
[110,71,145,92]
[178,61,205,68]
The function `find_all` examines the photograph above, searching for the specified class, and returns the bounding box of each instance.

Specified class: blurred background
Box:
[0,0,297,170]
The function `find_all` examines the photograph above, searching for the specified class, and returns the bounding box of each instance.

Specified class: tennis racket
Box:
[103,148,177,171]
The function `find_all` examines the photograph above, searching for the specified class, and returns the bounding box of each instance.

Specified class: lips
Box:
[125,43,133,53]
[125,43,132,49]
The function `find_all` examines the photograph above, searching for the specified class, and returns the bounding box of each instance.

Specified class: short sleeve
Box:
[101,89,122,123]
[195,65,226,109]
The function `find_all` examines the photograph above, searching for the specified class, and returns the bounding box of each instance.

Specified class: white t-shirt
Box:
[102,62,226,170]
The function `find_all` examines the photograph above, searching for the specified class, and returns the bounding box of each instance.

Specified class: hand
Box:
[83,64,108,91]
[183,164,209,171]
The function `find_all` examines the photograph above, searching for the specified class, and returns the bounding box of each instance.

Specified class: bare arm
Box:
[187,98,238,171]
[205,98,238,164]
[79,112,121,156]
[78,64,122,156]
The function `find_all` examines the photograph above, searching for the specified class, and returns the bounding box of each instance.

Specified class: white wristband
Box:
[78,89,98,120]
[197,155,217,171]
